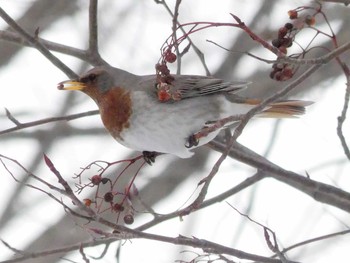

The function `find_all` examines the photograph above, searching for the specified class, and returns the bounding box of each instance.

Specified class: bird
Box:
[58,66,312,160]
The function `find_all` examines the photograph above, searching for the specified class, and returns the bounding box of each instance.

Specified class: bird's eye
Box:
[80,73,97,83]
[88,73,96,81]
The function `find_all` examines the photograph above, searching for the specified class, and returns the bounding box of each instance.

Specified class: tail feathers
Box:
[258,100,313,118]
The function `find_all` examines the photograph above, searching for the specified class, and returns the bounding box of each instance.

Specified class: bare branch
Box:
[88,0,99,53]
[337,76,350,160]
[0,7,78,79]
[320,0,350,5]
[209,140,350,213]
[0,110,99,136]
[4,108,21,126]
[275,229,350,256]
[156,0,211,75]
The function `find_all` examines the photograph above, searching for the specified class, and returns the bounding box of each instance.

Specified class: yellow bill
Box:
[57,80,86,91]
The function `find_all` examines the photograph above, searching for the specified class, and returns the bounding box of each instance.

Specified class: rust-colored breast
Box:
[94,87,132,140]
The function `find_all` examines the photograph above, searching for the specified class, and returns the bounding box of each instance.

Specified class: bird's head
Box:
[58,67,114,100]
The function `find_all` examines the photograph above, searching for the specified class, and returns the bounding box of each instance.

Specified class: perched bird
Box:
[58,66,311,159]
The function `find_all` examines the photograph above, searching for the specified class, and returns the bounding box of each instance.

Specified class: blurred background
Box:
[0,0,350,262]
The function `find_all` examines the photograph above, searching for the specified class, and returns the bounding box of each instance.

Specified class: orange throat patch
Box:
[92,87,132,141]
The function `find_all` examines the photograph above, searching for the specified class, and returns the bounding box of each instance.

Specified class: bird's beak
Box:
[57,80,86,91]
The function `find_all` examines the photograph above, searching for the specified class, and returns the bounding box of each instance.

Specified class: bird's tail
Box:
[240,99,313,118]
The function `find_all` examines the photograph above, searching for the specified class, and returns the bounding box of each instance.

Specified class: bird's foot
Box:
[185,134,200,148]
[186,120,226,149]
[142,151,158,165]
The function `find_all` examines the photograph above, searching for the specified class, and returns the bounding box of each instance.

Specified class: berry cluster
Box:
[155,48,182,102]
[270,8,317,81]
[82,174,135,225]
[73,157,147,226]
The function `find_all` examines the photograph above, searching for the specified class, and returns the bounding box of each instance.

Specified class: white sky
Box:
[1,1,350,262]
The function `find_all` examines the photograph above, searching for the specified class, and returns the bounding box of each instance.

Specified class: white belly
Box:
[119,91,250,158]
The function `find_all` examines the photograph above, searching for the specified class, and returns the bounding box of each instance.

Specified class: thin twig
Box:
[274,229,350,256]
[320,0,350,6]
[0,30,88,61]
[227,203,288,262]
[0,230,291,263]
[155,0,210,75]
[88,0,99,53]
[86,0,107,66]
[4,108,21,126]
[173,0,182,74]
[0,7,78,79]
[0,110,99,136]
[337,75,350,160]
[43,154,97,218]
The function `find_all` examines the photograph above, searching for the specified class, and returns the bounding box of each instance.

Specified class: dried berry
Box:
[158,88,171,102]
[91,175,102,185]
[84,198,92,207]
[113,203,125,212]
[288,10,298,19]
[274,71,283,81]
[279,37,292,47]
[278,27,288,38]
[285,23,293,30]
[124,214,134,225]
[104,192,114,202]
[165,52,177,63]
[282,67,294,79]
[305,15,316,26]
[156,63,170,75]
[272,39,281,48]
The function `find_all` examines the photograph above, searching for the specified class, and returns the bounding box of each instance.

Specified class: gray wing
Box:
[172,75,250,99]
[138,74,250,100]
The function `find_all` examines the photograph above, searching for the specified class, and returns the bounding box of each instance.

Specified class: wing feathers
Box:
[173,76,250,99]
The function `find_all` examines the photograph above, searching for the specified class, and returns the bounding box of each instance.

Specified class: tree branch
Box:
[0,110,99,136]
[209,140,350,213]
[0,7,78,79]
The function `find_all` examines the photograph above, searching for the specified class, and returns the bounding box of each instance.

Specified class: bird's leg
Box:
[185,134,200,148]
[142,151,159,165]
[185,115,241,148]
[185,120,220,148]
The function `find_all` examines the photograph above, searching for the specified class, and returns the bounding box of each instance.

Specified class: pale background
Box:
[0,0,349,262]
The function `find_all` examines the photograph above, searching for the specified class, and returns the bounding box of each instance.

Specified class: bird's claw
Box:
[185,134,199,148]
[142,151,158,165]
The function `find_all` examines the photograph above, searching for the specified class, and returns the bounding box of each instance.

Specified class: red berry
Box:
[282,67,294,79]
[288,10,298,19]
[113,203,124,212]
[156,63,170,75]
[158,88,171,102]
[274,71,283,81]
[91,175,102,185]
[165,52,177,63]
[278,27,288,38]
[272,39,281,48]
[305,15,316,26]
[84,198,92,207]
